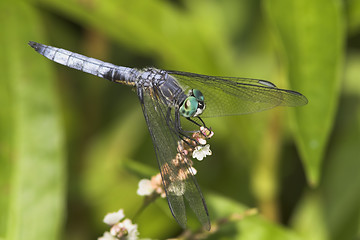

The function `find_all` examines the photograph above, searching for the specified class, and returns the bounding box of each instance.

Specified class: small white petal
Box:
[136,179,153,196]
[192,148,205,160]
[192,144,212,161]
[198,138,207,145]
[103,209,125,225]
[203,144,212,155]
[98,231,117,240]
[122,219,139,240]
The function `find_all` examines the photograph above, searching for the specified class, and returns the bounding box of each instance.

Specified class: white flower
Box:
[109,219,139,240]
[98,231,116,240]
[100,211,139,240]
[122,219,139,240]
[103,209,125,225]
[192,144,212,161]
[136,179,153,196]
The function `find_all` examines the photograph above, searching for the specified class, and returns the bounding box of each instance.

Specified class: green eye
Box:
[179,96,198,117]
[192,89,204,102]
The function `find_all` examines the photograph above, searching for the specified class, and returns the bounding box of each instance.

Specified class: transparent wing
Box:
[167,71,308,118]
[137,86,210,230]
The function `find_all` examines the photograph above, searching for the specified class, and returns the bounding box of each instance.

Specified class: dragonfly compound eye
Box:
[180,96,198,118]
[191,89,204,102]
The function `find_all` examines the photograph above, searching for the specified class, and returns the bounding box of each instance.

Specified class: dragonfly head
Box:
[179,89,205,118]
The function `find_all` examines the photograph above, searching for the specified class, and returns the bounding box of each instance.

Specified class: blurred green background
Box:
[1,0,359,239]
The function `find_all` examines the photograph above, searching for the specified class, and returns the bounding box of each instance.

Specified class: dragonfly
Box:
[29,41,308,230]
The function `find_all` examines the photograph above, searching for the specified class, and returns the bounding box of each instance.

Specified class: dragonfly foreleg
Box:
[197,117,207,128]
[173,110,206,147]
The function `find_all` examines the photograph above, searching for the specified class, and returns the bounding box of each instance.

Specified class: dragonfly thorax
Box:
[179,89,205,118]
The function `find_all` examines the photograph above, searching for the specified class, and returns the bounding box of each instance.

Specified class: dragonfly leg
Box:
[184,117,212,137]
[167,109,195,143]
[185,117,202,128]
[196,117,213,138]
[197,117,207,128]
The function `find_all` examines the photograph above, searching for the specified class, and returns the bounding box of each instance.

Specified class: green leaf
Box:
[0,1,66,240]
[321,52,360,240]
[291,52,360,240]
[264,0,345,186]
[347,0,360,34]
[290,192,329,240]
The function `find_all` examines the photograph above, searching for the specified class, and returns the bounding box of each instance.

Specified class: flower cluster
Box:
[137,173,166,198]
[180,126,214,161]
[192,126,214,161]
[98,209,139,240]
[136,126,214,197]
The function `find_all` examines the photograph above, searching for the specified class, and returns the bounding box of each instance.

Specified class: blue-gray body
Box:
[28,41,188,108]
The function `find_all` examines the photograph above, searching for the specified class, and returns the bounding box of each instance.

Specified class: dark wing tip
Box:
[28,41,41,51]
[258,80,309,106]
[287,90,309,106]
[298,93,308,105]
